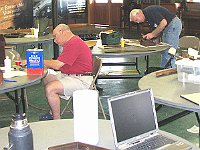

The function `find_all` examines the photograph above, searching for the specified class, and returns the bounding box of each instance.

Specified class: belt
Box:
[66,72,93,76]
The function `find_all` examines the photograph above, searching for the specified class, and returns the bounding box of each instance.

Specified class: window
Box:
[95,0,108,3]
[95,0,123,3]
[111,0,123,3]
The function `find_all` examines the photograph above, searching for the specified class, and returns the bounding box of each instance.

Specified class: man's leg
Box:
[43,74,58,86]
[45,80,64,119]
[161,17,182,68]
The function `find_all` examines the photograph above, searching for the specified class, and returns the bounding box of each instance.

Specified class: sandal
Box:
[39,112,53,121]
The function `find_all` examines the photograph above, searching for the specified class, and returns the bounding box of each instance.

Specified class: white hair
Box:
[130,9,142,19]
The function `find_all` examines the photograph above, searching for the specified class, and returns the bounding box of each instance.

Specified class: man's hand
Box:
[143,19,167,40]
[143,33,155,40]
[20,60,27,67]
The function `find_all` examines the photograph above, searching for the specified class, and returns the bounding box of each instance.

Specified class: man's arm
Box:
[143,19,167,39]
[44,59,64,70]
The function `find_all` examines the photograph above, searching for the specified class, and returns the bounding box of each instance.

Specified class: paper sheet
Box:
[3,71,27,79]
[180,93,200,105]
[187,125,199,134]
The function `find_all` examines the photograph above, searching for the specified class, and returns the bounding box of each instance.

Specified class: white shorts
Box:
[56,72,93,97]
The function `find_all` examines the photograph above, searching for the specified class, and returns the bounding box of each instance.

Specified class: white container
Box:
[73,89,99,145]
[176,58,200,84]
[4,56,11,73]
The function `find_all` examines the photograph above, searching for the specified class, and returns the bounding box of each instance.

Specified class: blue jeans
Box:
[161,16,182,68]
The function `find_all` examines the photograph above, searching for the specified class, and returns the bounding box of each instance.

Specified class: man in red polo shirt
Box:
[40,24,93,120]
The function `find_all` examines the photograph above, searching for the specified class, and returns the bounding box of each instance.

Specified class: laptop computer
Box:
[108,88,192,150]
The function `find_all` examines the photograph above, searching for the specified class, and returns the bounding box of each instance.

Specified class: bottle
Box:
[4,56,11,73]
[6,113,34,150]
[121,37,125,48]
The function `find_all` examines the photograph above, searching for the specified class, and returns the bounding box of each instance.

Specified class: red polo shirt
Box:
[57,36,92,74]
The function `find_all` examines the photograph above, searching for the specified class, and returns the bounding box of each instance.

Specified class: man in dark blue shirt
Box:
[130,5,182,68]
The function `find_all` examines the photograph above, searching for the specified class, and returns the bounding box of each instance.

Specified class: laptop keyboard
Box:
[127,135,176,150]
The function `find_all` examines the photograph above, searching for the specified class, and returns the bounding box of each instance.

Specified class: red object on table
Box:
[15,61,21,66]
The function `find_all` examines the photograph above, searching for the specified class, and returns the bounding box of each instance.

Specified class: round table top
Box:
[92,40,169,58]
[0,70,46,94]
[0,119,199,150]
[5,34,53,46]
[0,119,115,150]
[138,72,200,112]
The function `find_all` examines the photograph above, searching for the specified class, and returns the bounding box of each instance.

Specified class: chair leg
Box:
[93,85,107,119]
[98,98,107,119]
[24,89,28,110]
[60,97,73,116]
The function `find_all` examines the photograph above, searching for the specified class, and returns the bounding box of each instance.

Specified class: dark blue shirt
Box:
[143,5,175,29]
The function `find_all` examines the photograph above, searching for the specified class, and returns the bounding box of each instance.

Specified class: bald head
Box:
[54,24,70,32]
[53,24,74,46]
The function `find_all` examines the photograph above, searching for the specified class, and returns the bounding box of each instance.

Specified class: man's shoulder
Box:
[145,5,160,10]
[71,35,86,44]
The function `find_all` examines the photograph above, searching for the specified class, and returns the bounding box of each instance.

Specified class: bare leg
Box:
[44,79,64,119]
[43,74,57,86]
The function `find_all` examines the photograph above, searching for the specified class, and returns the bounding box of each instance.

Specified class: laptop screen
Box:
[108,89,158,145]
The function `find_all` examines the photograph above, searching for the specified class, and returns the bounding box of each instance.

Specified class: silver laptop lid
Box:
[108,89,159,149]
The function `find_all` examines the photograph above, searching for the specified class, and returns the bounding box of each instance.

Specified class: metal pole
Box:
[52,0,59,59]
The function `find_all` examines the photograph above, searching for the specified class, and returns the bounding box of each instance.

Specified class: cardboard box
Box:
[26,49,44,75]
[176,58,200,84]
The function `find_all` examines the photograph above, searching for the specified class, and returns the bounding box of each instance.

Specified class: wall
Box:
[88,1,122,26]
[0,0,33,29]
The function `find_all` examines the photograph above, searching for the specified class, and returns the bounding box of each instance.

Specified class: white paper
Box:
[24,35,35,38]
[47,69,60,75]
[168,47,176,56]
[73,90,99,145]
[0,67,14,71]
[188,48,198,57]
[3,71,27,79]
[187,125,199,134]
